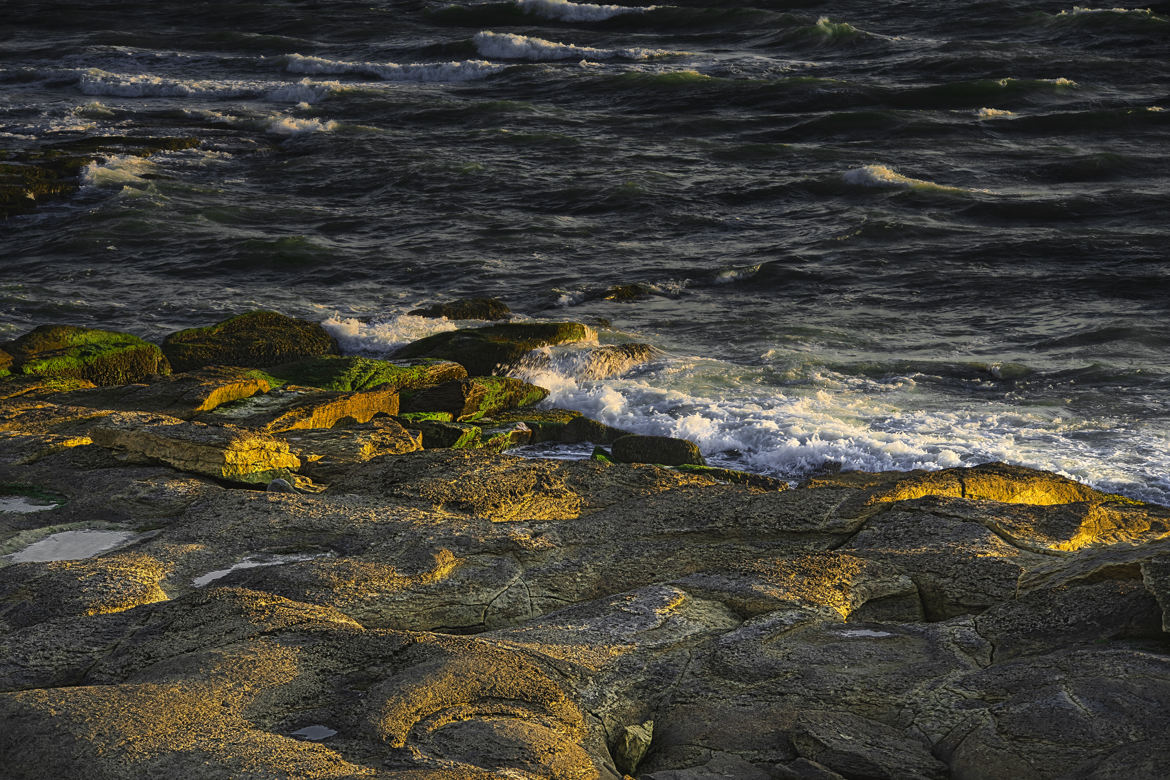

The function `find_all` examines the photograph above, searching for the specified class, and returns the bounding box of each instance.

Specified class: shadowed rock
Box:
[45,367,270,419]
[393,322,595,376]
[401,377,547,421]
[162,311,339,373]
[408,297,512,321]
[612,434,706,467]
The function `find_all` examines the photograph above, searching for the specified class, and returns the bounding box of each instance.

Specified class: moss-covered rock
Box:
[611,434,706,467]
[392,322,595,376]
[161,311,339,373]
[401,377,548,421]
[5,325,169,386]
[408,297,512,321]
[262,355,466,392]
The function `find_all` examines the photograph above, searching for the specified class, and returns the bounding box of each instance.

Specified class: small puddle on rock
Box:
[290,724,337,741]
[0,496,59,514]
[837,628,894,638]
[8,530,136,563]
[193,552,331,587]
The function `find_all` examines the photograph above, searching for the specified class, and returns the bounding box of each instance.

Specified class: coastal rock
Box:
[261,355,466,393]
[611,434,706,467]
[392,321,596,376]
[4,325,169,386]
[409,418,483,449]
[480,408,631,445]
[45,367,271,419]
[400,376,548,421]
[90,411,300,484]
[161,311,339,373]
[408,297,512,321]
[281,418,422,481]
[0,349,11,377]
[202,385,400,432]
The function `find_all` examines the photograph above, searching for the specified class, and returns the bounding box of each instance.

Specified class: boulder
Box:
[261,355,466,392]
[611,434,706,467]
[202,386,400,432]
[4,325,169,386]
[408,297,512,321]
[401,377,548,421]
[281,418,422,480]
[90,411,300,484]
[45,367,270,419]
[161,311,338,373]
[392,322,595,376]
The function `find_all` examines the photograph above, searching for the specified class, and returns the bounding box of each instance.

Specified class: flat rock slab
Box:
[202,386,400,432]
[91,411,299,484]
[46,368,271,419]
[282,418,422,481]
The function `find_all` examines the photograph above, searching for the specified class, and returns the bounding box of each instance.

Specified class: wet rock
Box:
[202,385,400,432]
[481,408,630,445]
[401,376,547,421]
[161,310,339,373]
[409,297,512,321]
[612,434,706,467]
[91,411,300,484]
[46,367,270,419]
[4,325,169,386]
[393,321,596,376]
[596,283,654,302]
[261,355,466,392]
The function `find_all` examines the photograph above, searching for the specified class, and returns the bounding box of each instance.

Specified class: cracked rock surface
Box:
[1,385,1169,778]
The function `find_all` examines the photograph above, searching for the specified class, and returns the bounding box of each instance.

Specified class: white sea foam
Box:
[81,155,157,188]
[473,31,676,61]
[976,107,1014,119]
[265,116,339,136]
[843,165,972,194]
[1057,6,1156,15]
[77,69,338,104]
[285,53,504,82]
[511,356,1170,505]
[321,314,458,354]
[516,0,653,22]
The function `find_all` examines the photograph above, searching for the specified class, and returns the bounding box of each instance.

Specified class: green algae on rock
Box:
[400,377,548,422]
[260,355,466,393]
[4,325,169,386]
[392,321,596,376]
[161,311,339,373]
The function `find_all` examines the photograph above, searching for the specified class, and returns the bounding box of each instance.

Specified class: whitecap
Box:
[516,0,653,22]
[77,69,339,104]
[321,314,458,354]
[81,155,156,188]
[473,31,677,61]
[975,107,1014,119]
[842,164,973,194]
[285,53,504,82]
[265,116,339,136]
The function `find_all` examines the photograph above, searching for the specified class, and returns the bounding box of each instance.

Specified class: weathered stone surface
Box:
[393,322,596,376]
[46,367,270,419]
[1141,552,1170,631]
[91,411,300,484]
[612,434,706,467]
[161,310,339,373]
[262,355,466,393]
[204,386,400,432]
[408,297,512,321]
[282,418,422,481]
[4,325,169,386]
[401,376,547,421]
[675,464,788,491]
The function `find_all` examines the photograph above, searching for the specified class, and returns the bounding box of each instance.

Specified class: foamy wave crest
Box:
[285,54,504,82]
[321,314,457,354]
[1057,6,1157,15]
[77,69,338,104]
[265,116,339,136]
[516,0,653,22]
[843,165,973,194]
[81,155,156,188]
[473,31,676,61]
[976,107,1014,119]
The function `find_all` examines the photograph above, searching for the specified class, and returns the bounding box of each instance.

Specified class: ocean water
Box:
[2,0,1168,502]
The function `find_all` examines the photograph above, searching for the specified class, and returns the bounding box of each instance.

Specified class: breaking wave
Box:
[285,53,504,82]
[473,30,678,61]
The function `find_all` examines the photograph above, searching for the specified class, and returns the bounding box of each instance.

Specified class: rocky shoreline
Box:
[1,310,1169,779]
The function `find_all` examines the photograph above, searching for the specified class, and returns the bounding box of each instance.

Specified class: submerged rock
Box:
[4,325,169,386]
[408,297,512,321]
[611,434,706,467]
[161,311,339,373]
[393,321,596,376]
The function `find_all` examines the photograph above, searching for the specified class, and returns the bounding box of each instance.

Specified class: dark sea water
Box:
[3,0,1169,501]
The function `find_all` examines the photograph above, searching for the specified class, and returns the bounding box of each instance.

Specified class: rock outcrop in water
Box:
[162,311,340,373]
[1,316,1168,779]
